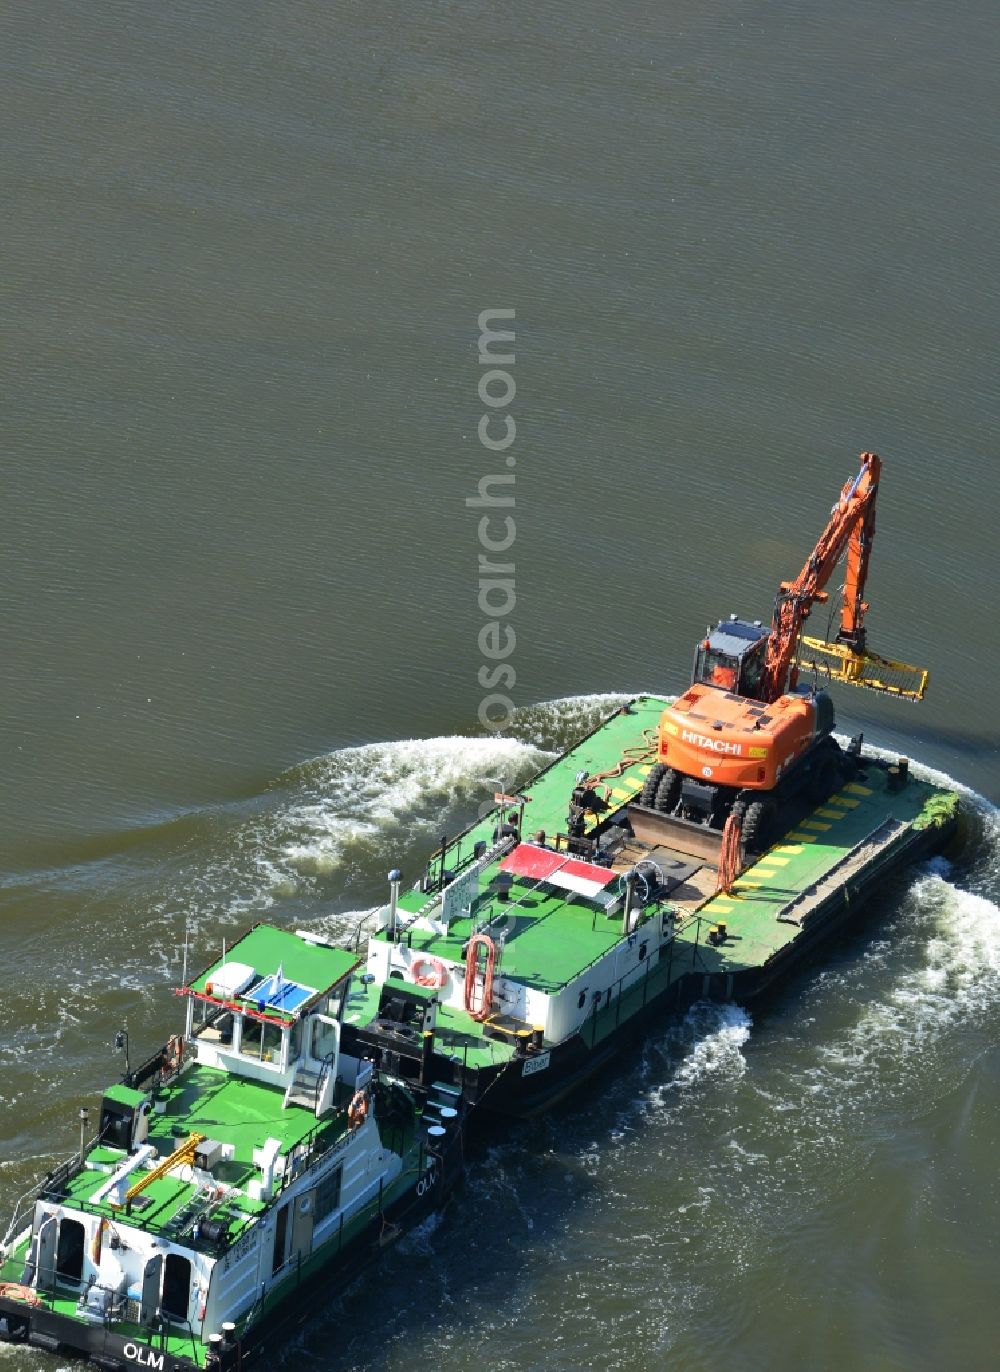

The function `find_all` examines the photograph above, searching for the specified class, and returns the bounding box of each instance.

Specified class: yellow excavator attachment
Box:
[796,636,929,701]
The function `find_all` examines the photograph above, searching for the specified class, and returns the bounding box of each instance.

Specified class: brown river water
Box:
[2,2,998,1369]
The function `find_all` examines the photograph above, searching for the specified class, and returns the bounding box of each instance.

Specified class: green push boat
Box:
[0,924,465,1370]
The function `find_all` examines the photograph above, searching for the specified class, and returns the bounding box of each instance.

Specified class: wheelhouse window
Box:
[238,1015,283,1063]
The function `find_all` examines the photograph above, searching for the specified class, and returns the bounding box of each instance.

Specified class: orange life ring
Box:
[164,1034,185,1074]
[347,1090,369,1129]
[91,1216,109,1264]
[0,1282,41,1306]
[411,958,448,989]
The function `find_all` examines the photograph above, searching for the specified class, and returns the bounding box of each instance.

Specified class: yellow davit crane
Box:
[118,1132,206,1206]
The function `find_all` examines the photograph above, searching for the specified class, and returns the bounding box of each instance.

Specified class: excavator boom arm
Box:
[839,459,879,649]
[761,452,882,701]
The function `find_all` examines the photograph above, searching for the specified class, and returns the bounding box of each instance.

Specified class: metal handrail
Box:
[125,1046,169,1091]
[581,911,717,1048]
[2,1130,108,1253]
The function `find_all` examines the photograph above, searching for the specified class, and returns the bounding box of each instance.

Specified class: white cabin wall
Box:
[33,1203,215,1339]
[366,912,674,1045]
[543,920,672,1043]
[195,1041,295,1090]
[204,1228,262,1331]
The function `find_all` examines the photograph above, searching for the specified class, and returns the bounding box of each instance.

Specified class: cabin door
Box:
[310,1015,340,1065]
[290,1189,315,1264]
[162,1253,193,1324]
[55,1217,85,1286]
[271,1203,290,1276]
[140,1253,163,1325]
[34,1213,58,1291]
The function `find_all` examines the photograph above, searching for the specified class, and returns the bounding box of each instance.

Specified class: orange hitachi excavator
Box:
[641,452,929,851]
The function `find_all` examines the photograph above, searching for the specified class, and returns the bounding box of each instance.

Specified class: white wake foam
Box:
[845,857,1000,1059]
[279,733,551,874]
[511,692,638,747]
[649,1003,753,1107]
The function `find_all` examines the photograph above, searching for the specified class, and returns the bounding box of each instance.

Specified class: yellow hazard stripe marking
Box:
[800,819,831,831]
[610,786,635,801]
[816,807,843,819]
[637,764,653,776]
[773,845,803,855]
[845,782,873,796]
[786,832,818,843]
[761,855,789,866]
[750,869,777,880]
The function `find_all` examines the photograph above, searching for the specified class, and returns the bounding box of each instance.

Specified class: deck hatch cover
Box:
[499,844,617,899]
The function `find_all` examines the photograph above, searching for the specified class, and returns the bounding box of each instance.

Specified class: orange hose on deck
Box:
[715,810,743,895]
[586,727,659,801]
[464,933,497,1021]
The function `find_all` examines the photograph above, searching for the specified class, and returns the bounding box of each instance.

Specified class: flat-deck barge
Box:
[341,696,959,1117]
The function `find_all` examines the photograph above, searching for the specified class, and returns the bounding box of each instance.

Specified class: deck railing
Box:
[1,1131,107,1255]
[581,910,719,1050]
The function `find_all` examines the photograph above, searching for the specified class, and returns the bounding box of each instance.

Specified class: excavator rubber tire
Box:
[807,740,843,804]
[729,793,751,827]
[654,768,682,815]
[742,797,779,853]
[808,755,841,804]
[640,763,666,808]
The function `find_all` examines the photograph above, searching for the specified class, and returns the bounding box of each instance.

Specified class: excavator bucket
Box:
[795,636,929,701]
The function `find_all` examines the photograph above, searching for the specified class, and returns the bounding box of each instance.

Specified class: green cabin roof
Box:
[185,924,359,1019]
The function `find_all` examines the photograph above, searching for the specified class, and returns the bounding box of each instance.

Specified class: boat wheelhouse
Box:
[0,925,464,1370]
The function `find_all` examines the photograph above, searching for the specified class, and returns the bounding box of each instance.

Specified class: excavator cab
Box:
[693,618,770,702]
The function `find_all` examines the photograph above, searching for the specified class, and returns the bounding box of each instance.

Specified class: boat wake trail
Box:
[530,775,1000,1352]
[508,692,643,750]
[142,731,552,950]
[274,733,551,877]
[144,693,658,949]
[232,693,648,900]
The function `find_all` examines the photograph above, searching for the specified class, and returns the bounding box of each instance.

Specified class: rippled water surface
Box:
[2,1,998,1369]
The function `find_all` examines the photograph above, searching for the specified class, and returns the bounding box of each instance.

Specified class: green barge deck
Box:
[343,697,959,1110]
